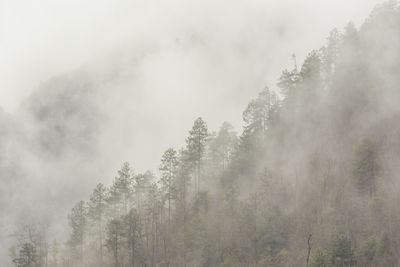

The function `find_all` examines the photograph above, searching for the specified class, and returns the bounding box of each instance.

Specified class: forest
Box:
[8,1,400,267]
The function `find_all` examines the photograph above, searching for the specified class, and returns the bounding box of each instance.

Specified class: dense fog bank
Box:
[3,1,400,267]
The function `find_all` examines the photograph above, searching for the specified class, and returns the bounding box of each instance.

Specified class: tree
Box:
[352,139,380,198]
[330,234,355,267]
[238,87,279,177]
[12,243,39,267]
[208,122,238,172]
[321,28,341,80]
[67,200,87,260]
[309,249,331,267]
[300,50,322,84]
[133,171,152,212]
[113,162,134,215]
[106,218,125,267]
[376,234,397,267]
[356,236,377,267]
[123,209,142,267]
[51,240,58,267]
[186,117,208,193]
[277,68,300,98]
[11,224,48,267]
[87,183,108,265]
[175,149,192,267]
[159,148,179,225]
[243,87,279,138]
[243,87,277,135]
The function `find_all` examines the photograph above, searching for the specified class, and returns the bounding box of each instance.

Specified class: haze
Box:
[1,1,394,266]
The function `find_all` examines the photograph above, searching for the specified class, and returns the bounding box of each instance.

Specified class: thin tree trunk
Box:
[306,234,312,266]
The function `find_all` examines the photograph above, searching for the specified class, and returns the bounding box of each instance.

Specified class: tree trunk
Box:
[306,234,312,266]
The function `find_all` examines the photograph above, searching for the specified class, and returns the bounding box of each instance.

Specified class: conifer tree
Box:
[186,117,208,193]
[159,148,179,225]
[67,201,87,261]
[87,183,108,265]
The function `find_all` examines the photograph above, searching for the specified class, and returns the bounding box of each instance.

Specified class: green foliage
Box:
[330,234,356,266]
[309,249,331,267]
[356,236,377,266]
[375,234,397,267]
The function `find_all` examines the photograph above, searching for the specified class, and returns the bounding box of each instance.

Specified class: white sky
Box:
[0,0,383,112]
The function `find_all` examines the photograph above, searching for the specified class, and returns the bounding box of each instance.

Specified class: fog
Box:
[0,0,382,169]
[0,0,393,266]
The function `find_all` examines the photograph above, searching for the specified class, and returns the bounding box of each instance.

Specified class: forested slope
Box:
[10,2,400,267]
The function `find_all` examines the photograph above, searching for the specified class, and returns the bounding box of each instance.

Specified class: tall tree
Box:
[67,201,87,262]
[277,68,301,98]
[11,224,48,267]
[242,87,279,138]
[209,122,238,173]
[87,183,108,265]
[106,218,125,267]
[330,234,356,266]
[108,162,134,216]
[186,117,208,193]
[352,138,380,198]
[12,243,39,267]
[123,209,142,267]
[133,171,152,213]
[159,148,178,225]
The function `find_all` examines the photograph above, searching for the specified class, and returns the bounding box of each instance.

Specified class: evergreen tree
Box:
[122,209,142,267]
[159,148,178,225]
[352,139,380,198]
[330,234,356,267]
[243,87,278,137]
[277,68,300,98]
[106,218,125,267]
[208,122,238,172]
[133,171,152,212]
[87,183,108,265]
[12,243,39,267]
[67,200,87,261]
[186,117,208,193]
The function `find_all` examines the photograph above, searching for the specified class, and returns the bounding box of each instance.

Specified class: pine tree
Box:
[242,87,279,138]
[209,122,238,172]
[122,209,142,267]
[277,68,300,98]
[108,162,134,216]
[12,243,39,267]
[67,200,87,261]
[106,218,125,267]
[133,171,152,213]
[159,148,178,225]
[186,117,208,193]
[87,183,108,265]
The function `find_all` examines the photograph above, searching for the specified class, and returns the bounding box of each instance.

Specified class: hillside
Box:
[8,2,400,267]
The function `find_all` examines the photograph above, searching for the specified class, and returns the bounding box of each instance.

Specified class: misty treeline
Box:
[9,1,400,267]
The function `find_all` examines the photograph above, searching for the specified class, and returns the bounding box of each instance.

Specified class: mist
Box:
[1,0,398,266]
